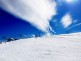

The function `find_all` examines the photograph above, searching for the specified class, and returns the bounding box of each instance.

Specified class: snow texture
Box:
[0,32,81,61]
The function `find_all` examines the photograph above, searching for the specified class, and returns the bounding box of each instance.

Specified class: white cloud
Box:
[0,0,57,32]
[61,13,72,28]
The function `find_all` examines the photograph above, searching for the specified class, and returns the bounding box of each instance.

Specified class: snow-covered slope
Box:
[0,32,81,61]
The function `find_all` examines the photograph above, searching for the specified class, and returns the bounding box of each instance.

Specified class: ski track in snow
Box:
[0,33,81,61]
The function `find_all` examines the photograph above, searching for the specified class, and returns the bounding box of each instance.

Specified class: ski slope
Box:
[0,32,81,61]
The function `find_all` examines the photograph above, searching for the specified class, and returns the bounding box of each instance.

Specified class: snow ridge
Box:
[0,32,81,61]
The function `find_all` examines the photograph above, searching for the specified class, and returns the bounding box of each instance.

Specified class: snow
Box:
[0,32,81,61]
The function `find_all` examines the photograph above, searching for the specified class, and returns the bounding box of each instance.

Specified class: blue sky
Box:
[0,0,81,40]
[0,9,45,40]
[50,0,81,34]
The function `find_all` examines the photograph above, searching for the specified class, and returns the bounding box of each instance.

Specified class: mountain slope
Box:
[0,32,81,61]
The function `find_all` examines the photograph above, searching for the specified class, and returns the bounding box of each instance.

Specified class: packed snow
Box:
[0,32,81,61]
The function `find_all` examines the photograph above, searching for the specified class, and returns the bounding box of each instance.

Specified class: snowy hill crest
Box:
[0,32,81,61]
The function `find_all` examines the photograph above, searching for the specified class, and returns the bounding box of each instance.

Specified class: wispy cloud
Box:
[0,0,57,32]
[61,13,72,28]
[67,23,81,30]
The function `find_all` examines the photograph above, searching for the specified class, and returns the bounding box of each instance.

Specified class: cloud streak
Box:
[0,0,57,32]
[67,23,81,30]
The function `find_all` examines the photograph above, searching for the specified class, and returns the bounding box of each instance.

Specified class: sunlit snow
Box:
[0,32,81,61]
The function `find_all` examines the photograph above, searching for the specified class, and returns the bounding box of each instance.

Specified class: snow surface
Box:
[0,32,81,61]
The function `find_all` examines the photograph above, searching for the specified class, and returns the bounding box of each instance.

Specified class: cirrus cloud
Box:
[0,0,57,32]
